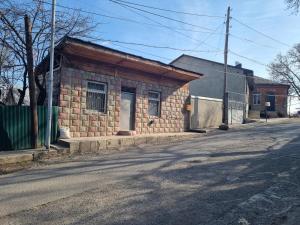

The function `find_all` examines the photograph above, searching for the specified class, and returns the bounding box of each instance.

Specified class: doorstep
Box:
[59,132,200,154]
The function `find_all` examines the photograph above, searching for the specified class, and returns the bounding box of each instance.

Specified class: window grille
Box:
[148,91,161,116]
[86,81,107,112]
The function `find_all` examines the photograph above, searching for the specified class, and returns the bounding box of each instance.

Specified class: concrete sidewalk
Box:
[0,150,35,174]
[0,132,201,174]
[0,148,63,174]
[229,117,299,129]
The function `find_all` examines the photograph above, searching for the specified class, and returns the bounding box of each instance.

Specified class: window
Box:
[253,93,261,105]
[86,81,107,112]
[148,91,161,116]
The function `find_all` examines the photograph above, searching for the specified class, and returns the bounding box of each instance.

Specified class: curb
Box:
[0,133,202,174]
[59,133,201,155]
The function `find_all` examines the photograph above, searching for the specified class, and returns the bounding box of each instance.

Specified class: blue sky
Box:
[56,0,300,79]
[54,0,300,112]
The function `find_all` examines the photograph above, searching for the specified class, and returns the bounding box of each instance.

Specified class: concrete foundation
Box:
[59,132,199,154]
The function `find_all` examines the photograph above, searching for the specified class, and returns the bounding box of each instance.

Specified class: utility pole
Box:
[45,0,56,149]
[289,95,291,118]
[24,15,38,149]
[222,6,230,125]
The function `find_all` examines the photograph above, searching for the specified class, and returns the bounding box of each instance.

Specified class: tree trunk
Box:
[35,74,46,105]
[17,68,27,105]
[24,15,38,149]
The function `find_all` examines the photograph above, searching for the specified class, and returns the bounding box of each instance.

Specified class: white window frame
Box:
[148,91,161,117]
[253,93,261,105]
[86,81,107,113]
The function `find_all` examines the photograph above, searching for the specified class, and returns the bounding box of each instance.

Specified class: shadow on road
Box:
[1,123,300,225]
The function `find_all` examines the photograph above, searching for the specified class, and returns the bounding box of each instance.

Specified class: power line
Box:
[32,7,224,56]
[29,0,295,86]
[10,27,222,54]
[232,17,291,48]
[3,0,297,97]
[37,0,224,35]
[215,20,225,56]
[80,35,266,80]
[229,50,268,67]
[69,34,247,78]
[2,12,281,83]
[110,0,224,18]
[193,22,225,50]
[230,34,277,50]
[110,42,175,61]
[81,35,221,53]
[109,0,222,52]
[82,34,273,80]
[25,2,288,52]
[109,0,217,31]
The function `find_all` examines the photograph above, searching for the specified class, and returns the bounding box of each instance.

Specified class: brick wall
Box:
[250,85,289,117]
[56,62,190,137]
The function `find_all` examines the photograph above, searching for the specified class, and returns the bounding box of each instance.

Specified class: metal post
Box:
[45,0,56,149]
[289,95,291,118]
[231,105,232,125]
[243,75,247,123]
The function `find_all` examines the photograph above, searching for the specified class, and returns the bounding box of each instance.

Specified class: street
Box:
[0,121,300,225]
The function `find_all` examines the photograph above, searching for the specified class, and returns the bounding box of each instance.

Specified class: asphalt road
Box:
[1,121,300,225]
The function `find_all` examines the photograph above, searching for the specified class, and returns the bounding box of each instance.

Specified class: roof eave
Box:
[63,38,203,82]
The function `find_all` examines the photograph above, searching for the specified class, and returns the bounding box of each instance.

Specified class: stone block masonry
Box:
[56,61,190,138]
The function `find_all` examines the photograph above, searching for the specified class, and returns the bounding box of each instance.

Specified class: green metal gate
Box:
[0,106,58,151]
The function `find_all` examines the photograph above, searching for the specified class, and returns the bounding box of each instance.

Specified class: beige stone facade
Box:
[57,65,190,138]
[36,38,202,138]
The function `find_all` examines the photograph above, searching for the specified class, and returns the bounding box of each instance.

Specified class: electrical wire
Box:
[109,0,217,31]
[37,0,220,34]
[230,34,277,50]
[232,17,291,48]
[110,0,225,18]
[109,0,222,52]
[81,35,221,53]
[13,0,297,89]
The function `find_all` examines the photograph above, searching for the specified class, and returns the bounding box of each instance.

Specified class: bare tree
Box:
[0,0,97,105]
[285,0,300,14]
[269,43,300,99]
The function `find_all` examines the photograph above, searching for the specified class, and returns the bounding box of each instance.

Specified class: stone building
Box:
[248,76,290,118]
[36,37,202,138]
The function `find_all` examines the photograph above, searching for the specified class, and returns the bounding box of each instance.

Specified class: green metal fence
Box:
[0,106,59,151]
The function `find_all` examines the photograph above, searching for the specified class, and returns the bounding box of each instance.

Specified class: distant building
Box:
[171,55,252,128]
[248,76,290,118]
